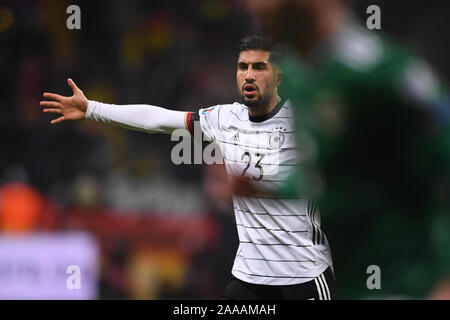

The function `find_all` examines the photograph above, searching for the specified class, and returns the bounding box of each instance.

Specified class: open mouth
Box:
[243,83,257,97]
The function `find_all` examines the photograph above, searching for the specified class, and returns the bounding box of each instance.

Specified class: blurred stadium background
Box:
[0,0,448,299]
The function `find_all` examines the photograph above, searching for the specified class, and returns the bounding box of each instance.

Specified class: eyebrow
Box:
[253,62,267,68]
[238,61,268,68]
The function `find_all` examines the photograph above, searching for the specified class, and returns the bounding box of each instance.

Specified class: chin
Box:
[242,97,260,108]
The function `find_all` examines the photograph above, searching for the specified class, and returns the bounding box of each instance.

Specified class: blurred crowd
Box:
[0,0,449,299]
[0,0,249,299]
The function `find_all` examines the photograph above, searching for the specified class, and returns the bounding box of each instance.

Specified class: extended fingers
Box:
[43,92,65,102]
[41,100,62,115]
[67,78,80,93]
[50,116,65,124]
[40,100,61,108]
[43,108,61,114]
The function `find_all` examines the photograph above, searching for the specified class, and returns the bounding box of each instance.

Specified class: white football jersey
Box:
[187,99,333,285]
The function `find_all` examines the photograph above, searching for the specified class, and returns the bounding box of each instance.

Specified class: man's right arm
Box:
[86,100,189,135]
[41,78,191,136]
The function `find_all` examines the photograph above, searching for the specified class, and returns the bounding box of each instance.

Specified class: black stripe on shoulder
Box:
[191,111,199,124]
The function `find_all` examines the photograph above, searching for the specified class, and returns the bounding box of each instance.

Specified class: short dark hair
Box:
[237,35,282,62]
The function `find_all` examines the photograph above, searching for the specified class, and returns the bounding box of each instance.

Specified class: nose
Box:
[245,67,255,82]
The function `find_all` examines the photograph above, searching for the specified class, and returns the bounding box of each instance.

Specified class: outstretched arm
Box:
[41,78,189,135]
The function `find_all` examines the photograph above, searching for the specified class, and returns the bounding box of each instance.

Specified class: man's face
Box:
[236,49,280,108]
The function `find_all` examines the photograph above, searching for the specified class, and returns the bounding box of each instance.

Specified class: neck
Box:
[247,94,281,118]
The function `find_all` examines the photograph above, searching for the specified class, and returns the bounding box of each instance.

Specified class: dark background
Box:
[0,0,448,299]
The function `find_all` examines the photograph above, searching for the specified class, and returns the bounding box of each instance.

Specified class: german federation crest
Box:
[269,129,285,149]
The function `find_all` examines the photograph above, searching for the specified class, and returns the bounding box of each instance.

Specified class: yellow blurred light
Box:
[0,8,14,33]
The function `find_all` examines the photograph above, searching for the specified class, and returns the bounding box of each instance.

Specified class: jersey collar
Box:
[248,98,286,123]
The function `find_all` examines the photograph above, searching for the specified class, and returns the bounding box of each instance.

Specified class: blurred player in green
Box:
[245,0,450,299]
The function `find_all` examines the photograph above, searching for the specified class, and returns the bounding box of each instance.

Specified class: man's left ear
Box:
[276,71,283,86]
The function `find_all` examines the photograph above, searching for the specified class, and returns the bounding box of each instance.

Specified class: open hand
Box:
[41,78,88,124]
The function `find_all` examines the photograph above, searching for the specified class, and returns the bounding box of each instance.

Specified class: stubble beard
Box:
[241,92,272,111]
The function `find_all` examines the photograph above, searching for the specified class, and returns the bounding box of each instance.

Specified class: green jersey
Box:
[278,20,450,299]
